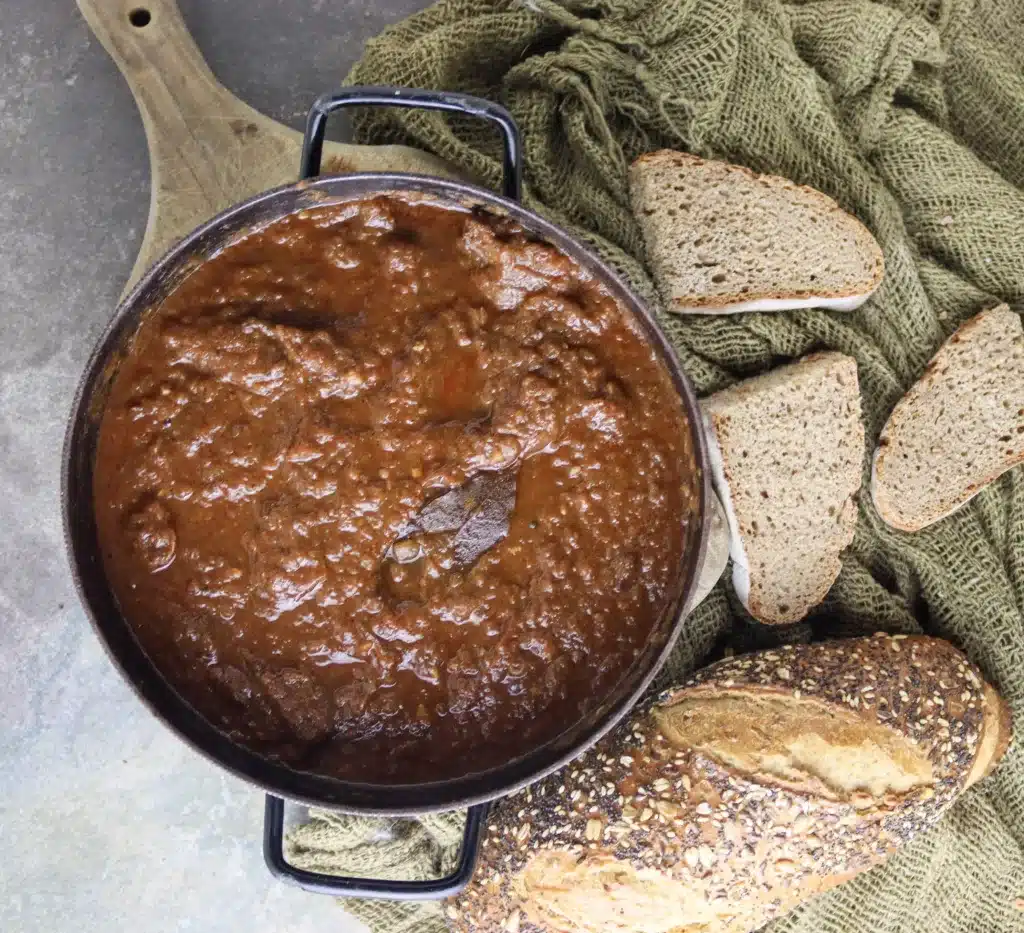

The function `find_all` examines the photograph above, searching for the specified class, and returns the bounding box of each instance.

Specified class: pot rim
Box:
[63,171,711,815]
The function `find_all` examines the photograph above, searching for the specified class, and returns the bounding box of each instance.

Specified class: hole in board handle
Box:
[128,8,152,27]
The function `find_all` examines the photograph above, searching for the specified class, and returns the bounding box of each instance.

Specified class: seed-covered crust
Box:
[447,635,1000,933]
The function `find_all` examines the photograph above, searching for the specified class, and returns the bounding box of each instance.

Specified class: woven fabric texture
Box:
[287,0,1024,930]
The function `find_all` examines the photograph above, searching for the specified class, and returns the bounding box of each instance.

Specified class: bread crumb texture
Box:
[873,306,1024,531]
[702,353,864,624]
[447,635,1000,933]
[628,151,884,313]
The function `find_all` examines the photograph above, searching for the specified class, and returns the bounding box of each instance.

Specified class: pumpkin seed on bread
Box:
[628,150,884,314]
[447,635,1011,933]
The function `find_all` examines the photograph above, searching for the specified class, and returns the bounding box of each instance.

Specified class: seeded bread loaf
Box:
[701,353,865,624]
[448,634,1011,933]
[628,151,884,314]
[872,305,1024,531]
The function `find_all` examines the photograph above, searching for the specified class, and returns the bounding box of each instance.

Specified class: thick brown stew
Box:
[94,195,697,782]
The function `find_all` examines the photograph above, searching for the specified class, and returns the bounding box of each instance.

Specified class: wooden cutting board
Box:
[77,0,460,295]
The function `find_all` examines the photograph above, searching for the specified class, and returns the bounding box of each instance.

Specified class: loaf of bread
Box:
[447,634,1011,933]
[628,151,884,314]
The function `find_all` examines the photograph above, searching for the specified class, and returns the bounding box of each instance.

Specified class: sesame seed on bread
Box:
[628,151,884,315]
[447,635,1010,933]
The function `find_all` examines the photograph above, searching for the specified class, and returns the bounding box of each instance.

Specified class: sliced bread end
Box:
[872,306,1024,532]
[702,352,864,625]
[629,150,884,315]
[965,681,1014,789]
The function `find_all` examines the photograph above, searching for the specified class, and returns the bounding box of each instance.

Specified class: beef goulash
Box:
[92,195,698,782]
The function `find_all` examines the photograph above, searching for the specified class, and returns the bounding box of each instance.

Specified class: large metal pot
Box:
[63,87,710,899]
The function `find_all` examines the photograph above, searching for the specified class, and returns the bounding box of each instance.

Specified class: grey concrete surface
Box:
[0,2,427,930]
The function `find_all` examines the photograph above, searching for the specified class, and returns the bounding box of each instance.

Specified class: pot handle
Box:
[263,795,489,899]
[299,86,523,202]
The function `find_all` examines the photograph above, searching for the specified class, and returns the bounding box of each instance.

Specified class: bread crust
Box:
[447,635,1009,933]
[629,150,885,313]
[701,353,864,625]
[872,306,1024,531]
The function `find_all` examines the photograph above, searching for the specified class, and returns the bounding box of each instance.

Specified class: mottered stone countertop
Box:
[0,2,429,929]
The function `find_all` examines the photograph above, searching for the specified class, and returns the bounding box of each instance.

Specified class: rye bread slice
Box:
[872,305,1024,532]
[701,353,864,624]
[629,150,884,314]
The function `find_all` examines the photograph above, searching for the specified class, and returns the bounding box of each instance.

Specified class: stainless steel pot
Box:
[63,87,710,899]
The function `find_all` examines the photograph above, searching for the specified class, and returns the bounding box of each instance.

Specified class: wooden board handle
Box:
[77,0,463,295]
[75,0,231,117]
[76,0,298,292]
[75,0,273,211]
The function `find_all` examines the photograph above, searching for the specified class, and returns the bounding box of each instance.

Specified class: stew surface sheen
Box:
[94,195,695,782]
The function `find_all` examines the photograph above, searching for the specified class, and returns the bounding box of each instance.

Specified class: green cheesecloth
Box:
[285,0,1024,930]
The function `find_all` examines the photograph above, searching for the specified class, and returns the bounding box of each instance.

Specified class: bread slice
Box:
[629,151,884,314]
[872,305,1024,532]
[448,634,1011,933]
[965,681,1014,789]
[701,353,864,624]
